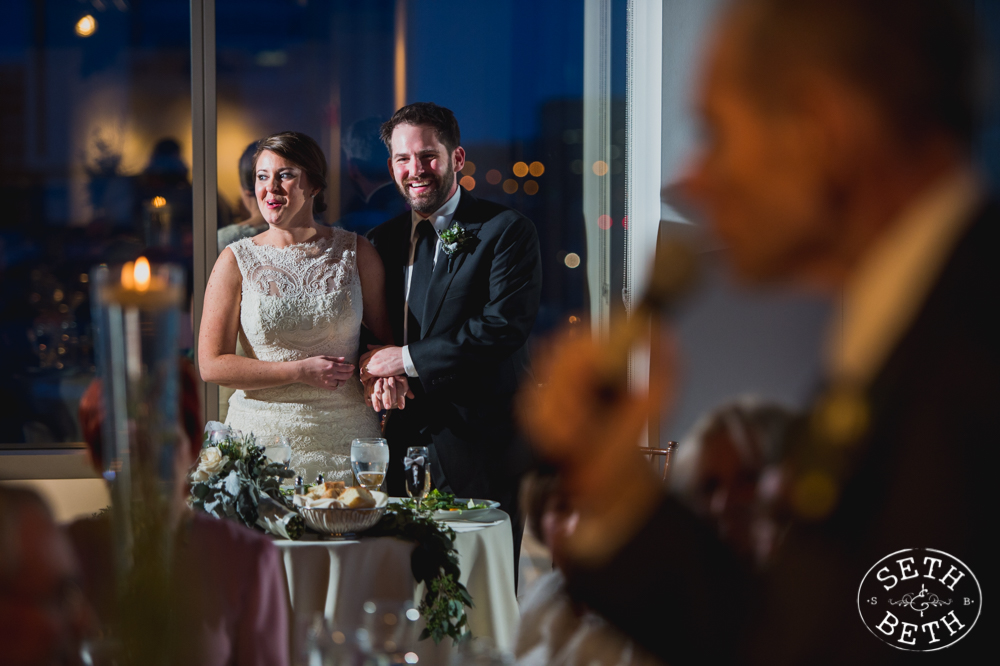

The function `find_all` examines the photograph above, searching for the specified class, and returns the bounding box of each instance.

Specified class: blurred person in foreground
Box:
[69,360,290,665]
[217,141,269,250]
[514,470,662,666]
[521,0,996,663]
[0,487,91,665]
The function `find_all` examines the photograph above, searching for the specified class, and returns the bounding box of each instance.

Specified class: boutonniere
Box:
[438,222,478,270]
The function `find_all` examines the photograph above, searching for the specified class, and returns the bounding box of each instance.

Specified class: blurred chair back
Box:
[640,440,678,484]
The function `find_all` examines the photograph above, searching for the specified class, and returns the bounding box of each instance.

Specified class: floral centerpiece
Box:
[189,422,303,540]
[188,423,473,643]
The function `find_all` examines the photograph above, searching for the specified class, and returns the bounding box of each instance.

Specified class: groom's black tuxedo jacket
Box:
[367,187,542,504]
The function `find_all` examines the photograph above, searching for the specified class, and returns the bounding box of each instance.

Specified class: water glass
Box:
[263,435,292,467]
[351,438,389,491]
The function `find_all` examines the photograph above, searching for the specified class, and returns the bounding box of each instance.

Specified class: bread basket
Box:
[294,490,388,536]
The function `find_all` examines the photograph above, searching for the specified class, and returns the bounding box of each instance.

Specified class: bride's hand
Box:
[366,376,415,411]
[297,356,355,391]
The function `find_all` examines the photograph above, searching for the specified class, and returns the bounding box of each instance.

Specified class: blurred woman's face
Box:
[254,150,316,228]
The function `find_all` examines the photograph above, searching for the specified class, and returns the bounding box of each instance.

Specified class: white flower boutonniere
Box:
[438,222,478,270]
[439,222,475,256]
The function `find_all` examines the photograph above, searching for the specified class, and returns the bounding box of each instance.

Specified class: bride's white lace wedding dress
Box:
[225,228,381,483]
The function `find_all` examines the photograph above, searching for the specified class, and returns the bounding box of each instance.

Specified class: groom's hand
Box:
[360,344,405,379]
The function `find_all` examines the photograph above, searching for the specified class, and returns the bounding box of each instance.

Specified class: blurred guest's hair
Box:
[380,102,462,152]
[238,140,261,193]
[344,117,392,180]
[734,0,982,146]
[671,397,795,496]
[253,131,328,214]
[520,467,561,544]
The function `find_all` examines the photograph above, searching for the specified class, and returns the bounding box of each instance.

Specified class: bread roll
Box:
[338,486,376,509]
[320,481,347,499]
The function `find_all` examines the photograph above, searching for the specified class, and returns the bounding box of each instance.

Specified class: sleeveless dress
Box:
[225,229,381,484]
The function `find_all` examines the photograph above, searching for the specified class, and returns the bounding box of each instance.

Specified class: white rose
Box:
[191,447,229,482]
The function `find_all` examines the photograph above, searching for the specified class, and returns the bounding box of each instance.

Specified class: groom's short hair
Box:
[380,102,461,152]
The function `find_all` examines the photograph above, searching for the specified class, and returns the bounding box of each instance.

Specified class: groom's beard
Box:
[396,162,456,215]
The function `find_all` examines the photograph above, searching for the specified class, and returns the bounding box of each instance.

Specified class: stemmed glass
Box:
[263,435,292,468]
[359,599,422,665]
[351,438,389,492]
[404,446,431,509]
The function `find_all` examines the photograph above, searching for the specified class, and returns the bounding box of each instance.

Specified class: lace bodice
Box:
[225,228,381,483]
[229,229,362,365]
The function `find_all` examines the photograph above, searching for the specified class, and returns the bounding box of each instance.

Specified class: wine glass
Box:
[351,438,389,492]
[263,435,292,467]
[404,446,431,508]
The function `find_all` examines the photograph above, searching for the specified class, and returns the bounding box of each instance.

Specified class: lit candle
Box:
[100,256,183,309]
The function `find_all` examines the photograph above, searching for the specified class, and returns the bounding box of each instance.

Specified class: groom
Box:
[362,102,542,556]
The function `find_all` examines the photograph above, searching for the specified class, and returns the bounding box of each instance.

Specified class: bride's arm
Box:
[198,248,354,391]
[357,236,394,345]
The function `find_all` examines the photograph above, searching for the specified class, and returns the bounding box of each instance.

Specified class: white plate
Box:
[433,499,500,521]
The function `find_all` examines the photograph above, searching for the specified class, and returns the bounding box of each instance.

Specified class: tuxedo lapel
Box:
[420,245,464,335]
[420,189,482,336]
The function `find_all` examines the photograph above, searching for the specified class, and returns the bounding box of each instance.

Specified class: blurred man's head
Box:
[684,0,980,287]
[0,487,89,664]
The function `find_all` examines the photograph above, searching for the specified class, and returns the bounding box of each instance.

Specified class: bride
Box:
[199,131,402,483]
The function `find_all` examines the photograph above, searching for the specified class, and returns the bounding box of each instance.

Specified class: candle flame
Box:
[152,196,167,208]
[134,257,151,292]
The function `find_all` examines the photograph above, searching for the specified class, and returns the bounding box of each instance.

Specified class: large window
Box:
[2,0,629,445]
[1,0,192,448]
[208,0,618,420]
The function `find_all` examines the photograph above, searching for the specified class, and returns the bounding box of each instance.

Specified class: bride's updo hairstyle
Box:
[253,131,329,215]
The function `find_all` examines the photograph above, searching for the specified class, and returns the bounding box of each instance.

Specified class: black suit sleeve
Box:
[407,214,542,391]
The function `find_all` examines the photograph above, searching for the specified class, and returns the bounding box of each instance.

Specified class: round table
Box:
[274,508,520,659]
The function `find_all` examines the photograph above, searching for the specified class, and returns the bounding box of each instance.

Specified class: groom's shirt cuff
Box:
[402,345,418,377]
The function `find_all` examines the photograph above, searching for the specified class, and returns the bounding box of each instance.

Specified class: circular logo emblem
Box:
[858,548,981,651]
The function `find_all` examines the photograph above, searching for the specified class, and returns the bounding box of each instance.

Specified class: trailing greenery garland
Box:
[366,503,474,643]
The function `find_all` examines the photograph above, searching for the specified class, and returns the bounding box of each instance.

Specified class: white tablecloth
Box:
[275,508,520,657]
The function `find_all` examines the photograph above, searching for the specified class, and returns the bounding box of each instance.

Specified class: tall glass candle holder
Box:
[90,257,184,661]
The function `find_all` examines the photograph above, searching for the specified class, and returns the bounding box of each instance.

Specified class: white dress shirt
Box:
[827,167,983,385]
[401,185,463,377]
